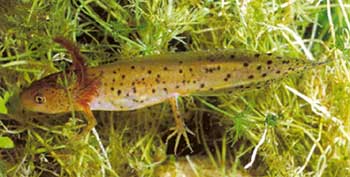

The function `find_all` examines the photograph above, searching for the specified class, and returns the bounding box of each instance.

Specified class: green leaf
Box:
[0,91,11,114]
[0,136,14,149]
[0,160,6,177]
[265,113,278,127]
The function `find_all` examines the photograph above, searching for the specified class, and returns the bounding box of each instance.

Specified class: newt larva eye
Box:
[34,93,46,104]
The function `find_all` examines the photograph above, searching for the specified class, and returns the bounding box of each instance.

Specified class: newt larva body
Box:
[88,50,312,111]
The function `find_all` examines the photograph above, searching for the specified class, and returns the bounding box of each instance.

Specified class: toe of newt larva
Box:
[19,37,326,147]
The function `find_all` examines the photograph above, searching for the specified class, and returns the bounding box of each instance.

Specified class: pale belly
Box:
[89,89,180,111]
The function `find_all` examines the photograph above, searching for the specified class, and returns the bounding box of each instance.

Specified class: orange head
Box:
[20,73,75,114]
[20,37,101,114]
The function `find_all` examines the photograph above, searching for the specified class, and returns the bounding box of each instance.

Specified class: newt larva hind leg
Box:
[166,96,194,154]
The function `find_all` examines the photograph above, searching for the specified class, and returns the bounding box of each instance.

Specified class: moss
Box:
[0,0,349,176]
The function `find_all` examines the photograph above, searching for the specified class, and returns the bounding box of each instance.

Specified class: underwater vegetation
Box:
[0,0,349,176]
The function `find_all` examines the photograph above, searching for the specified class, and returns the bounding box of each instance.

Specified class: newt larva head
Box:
[20,73,73,114]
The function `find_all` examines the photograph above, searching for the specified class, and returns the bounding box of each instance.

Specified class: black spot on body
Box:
[262,73,267,77]
[255,54,260,58]
[204,66,220,73]
[111,87,114,91]
[148,70,152,74]
[113,70,117,74]
[117,90,122,95]
[248,75,254,79]
[243,63,249,67]
[257,65,262,70]
[121,75,125,79]
[152,89,156,93]
[267,60,273,65]
[230,55,235,59]
[179,69,183,73]
[276,70,281,74]
[131,66,135,69]
[163,67,168,71]
[200,83,205,88]
[282,60,290,64]
[267,53,272,56]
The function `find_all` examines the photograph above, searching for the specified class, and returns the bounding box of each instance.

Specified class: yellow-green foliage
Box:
[0,0,349,176]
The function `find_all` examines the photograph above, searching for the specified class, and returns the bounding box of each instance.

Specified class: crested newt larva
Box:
[19,37,325,152]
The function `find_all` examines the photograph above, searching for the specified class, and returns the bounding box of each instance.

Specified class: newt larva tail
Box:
[188,52,326,96]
